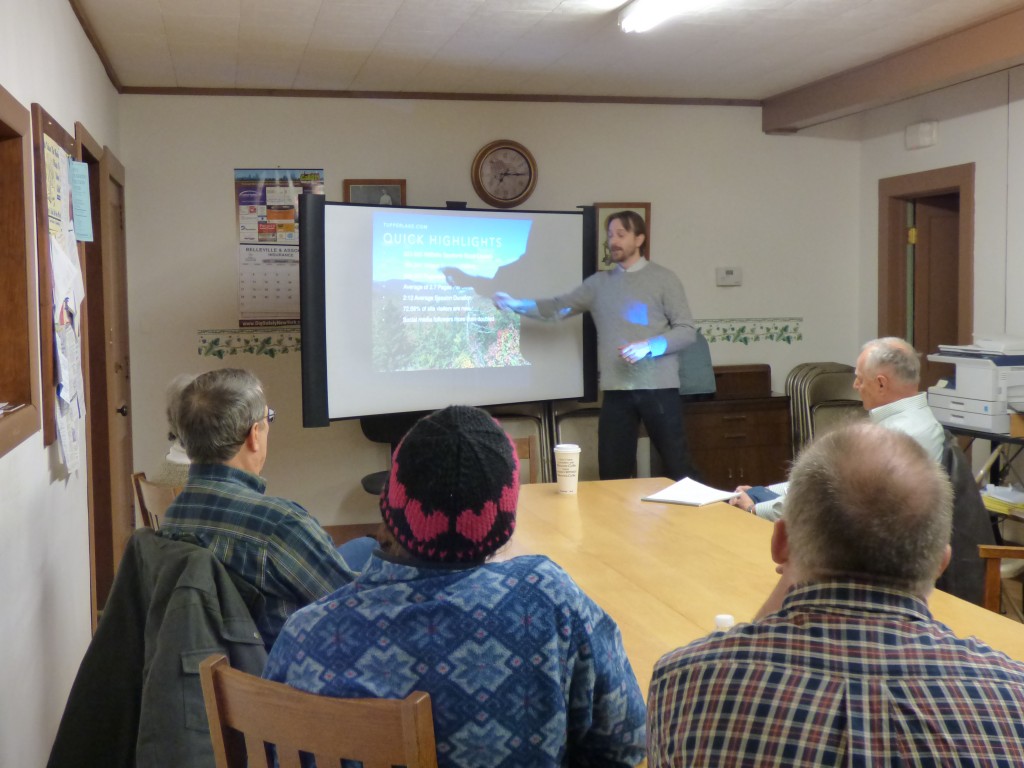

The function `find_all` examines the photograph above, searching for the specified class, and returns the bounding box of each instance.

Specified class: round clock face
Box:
[471,140,537,208]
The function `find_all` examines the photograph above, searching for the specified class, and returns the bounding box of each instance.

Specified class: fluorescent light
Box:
[618,0,715,33]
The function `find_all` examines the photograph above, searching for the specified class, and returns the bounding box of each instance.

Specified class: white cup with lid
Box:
[553,443,582,494]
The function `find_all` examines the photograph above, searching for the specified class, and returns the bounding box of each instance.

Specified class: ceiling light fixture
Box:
[618,0,715,34]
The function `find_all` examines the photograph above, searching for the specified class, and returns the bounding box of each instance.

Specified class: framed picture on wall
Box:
[343,179,406,206]
[594,202,651,271]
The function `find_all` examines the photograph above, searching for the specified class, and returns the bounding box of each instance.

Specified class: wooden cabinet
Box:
[683,395,791,489]
[0,84,41,458]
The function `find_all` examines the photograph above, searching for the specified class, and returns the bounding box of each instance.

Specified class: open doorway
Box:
[878,163,974,389]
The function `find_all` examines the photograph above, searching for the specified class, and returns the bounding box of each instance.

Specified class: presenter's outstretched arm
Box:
[492,291,542,319]
[493,292,575,321]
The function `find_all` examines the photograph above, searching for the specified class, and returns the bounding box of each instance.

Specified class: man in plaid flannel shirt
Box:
[161,368,357,647]
[648,422,1024,767]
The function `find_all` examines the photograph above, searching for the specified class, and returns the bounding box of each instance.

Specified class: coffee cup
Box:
[553,443,582,494]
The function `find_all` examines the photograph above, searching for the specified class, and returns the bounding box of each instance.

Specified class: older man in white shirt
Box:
[732,337,944,521]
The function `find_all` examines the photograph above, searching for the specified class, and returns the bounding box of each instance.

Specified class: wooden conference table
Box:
[499,477,1024,695]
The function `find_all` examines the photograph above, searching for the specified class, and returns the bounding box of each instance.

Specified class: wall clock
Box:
[470,139,537,208]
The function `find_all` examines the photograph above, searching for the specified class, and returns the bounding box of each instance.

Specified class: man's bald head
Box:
[784,422,952,595]
[854,337,921,410]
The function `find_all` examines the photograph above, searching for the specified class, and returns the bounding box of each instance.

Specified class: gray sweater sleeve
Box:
[535,275,597,320]
[533,263,695,391]
[656,266,697,355]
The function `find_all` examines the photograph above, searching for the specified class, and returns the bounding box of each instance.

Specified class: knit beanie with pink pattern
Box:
[380,405,519,563]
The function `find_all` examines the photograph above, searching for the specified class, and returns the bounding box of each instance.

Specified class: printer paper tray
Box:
[931,406,1010,434]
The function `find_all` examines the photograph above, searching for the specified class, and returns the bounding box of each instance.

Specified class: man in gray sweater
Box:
[494,210,698,479]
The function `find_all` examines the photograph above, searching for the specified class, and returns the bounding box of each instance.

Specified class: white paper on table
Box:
[641,477,739,506]
[985,484,1024,504]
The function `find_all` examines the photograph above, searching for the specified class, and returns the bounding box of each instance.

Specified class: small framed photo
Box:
[594,202,651,271]
[343,179,406,206]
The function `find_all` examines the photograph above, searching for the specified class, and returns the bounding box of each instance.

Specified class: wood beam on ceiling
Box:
[762,7,1024,134]
[67,0,122,91]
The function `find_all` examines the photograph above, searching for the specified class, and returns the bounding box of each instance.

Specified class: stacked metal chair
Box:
[785,362,865,453]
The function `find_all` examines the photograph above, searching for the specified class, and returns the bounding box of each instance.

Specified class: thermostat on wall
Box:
[715,267,742,287]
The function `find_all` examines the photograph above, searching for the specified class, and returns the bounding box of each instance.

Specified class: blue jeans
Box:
[337,536,377,571]
[598,389,696,481]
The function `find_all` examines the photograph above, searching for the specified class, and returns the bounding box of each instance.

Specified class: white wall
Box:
[118,96,864,523]
[0,0,119,766]
[1007,68,1024,335]
[856,71,1013,341]
[852,69,1024,482]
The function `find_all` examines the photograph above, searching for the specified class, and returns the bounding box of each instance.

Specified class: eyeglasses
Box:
[267,407,276,424]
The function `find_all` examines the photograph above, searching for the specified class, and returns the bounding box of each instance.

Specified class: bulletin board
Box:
[31,103,81,457]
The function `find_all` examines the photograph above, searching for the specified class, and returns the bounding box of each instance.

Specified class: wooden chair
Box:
[513,434,540,484]
[977,544,1024,618]
[199,654,438,768]
[132,471,181,530]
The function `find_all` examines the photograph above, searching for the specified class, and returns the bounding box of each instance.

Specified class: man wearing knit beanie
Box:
[264,405,646,767]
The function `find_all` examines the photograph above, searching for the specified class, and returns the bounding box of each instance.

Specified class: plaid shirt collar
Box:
[778,578,934,624]
[186,462,267,494]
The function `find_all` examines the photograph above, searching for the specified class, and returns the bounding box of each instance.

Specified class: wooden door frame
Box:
[75,123,131,629]
[75,123,111,629]
[100,147,134,580]
[878,163,974,344]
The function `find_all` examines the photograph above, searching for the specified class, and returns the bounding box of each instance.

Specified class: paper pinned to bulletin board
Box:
[42,134,86,471]
[234,168,324,327]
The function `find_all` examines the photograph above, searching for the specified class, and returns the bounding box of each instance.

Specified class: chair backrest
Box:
[357,411,431,496]
[785,363,856,451]
[513,434,540,484]
[678,329,715,397]
[977,544,1024,613]
[487,403,551,482]
[936,431,997,605]
[132,471,181,530]
[809,399,867,440]
[200,654,438,768]
[551,405,602,481]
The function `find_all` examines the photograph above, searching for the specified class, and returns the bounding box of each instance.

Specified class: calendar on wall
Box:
[235,168,324,327]
[238,244,300,320]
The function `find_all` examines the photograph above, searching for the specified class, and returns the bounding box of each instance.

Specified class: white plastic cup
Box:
[553,443,582,494]
[714,614,735,631]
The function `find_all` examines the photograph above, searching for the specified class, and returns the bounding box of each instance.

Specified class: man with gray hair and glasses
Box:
[161,368,359,647]
[648,422,1024,766]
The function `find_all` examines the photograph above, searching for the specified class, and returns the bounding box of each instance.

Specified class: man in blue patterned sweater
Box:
[648,422,1024,767]
[264,405,647,767]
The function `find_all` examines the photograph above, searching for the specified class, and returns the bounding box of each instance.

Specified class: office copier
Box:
[927,336,1024,435]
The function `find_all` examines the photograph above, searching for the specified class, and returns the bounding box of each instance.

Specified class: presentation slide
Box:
[372,211,534,372]
[317,203,585,420]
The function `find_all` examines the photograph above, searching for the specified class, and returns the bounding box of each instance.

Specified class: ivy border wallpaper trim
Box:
[196,317,803,357]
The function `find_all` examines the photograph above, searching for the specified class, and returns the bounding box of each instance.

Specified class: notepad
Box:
[746,485,780,504]
[641,477,739,506]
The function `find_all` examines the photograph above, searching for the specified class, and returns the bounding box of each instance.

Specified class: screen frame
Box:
[300,195,597,427]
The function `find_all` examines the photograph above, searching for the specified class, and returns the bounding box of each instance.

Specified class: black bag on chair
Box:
[936,431,997,606]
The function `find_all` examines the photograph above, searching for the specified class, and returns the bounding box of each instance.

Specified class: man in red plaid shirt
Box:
[648,422,1024,767]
